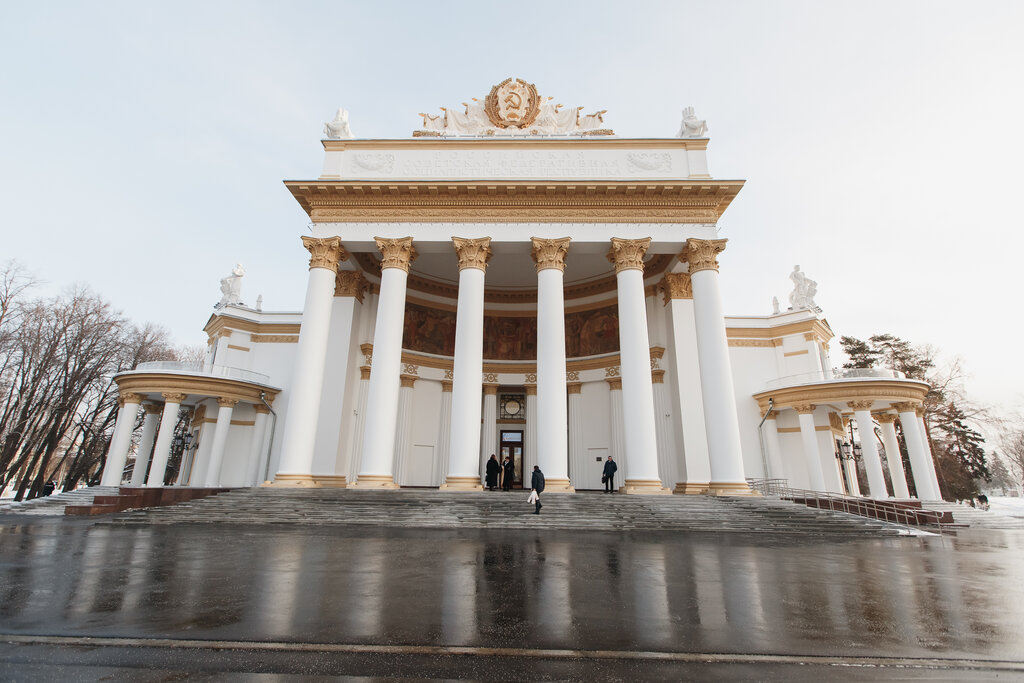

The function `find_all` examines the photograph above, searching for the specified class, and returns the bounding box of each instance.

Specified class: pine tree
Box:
[840,336,880,369]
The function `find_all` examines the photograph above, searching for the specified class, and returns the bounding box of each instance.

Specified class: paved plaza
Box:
[1,505,1024,680]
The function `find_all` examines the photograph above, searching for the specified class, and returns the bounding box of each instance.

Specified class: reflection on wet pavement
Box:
[1,520,1023,661]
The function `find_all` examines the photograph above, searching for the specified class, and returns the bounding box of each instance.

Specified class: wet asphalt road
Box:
[1,516,1023,680]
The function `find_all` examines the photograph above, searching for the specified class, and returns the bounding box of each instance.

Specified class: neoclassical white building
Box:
[101,80,942,500]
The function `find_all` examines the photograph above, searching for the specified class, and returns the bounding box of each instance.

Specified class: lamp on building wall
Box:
[839,441,863,461]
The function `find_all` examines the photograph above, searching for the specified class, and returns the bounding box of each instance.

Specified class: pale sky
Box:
[2,1,1022,419]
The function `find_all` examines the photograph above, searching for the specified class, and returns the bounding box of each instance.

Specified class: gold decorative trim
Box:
[301,235,347,271]
[496,418,527,425]
[777,426,832,433]
[847,400,874,411]
[726,320,834,344]
[620,479,672,495]
[120,392,143,404]
[829,412,844,431]
[399,374,418,389]
[914,406,926,418]
[530,237,571,272]
[143,403,162,415]
[524,384,537,396]
[254,404,271,414]
[360,366,371,381]
[452,237,493,272]
[483,383,499,396]
[683,238,727,274]
[485,77,541,128]
[783,349,809,357]
[441,379,453,392]
[289,180,743,224]
[659,272,692,302]
[753,379,928,413]
[729,339,774,348]
[115,375,279,406]
[706,481,758,497]
[217,397,239,408]
[567,382,582,394]
[226,344,251,352]
[803,333,816,342]
[375,237,417,272]
[391,346,664,375]
[230,419,255,426]
[439,476,484,491]
[606,237,651,273]
[334,270,369,301]
[204,316,300,338]
[162,392,187,404]
[348,474,399,489]
[251,335,299,344]
[606,378,623,391]
[652,369,665,384]
[793,404,817,415]
[874,413,898,424]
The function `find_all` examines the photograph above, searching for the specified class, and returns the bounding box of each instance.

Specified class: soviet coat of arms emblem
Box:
[485,78,540,129]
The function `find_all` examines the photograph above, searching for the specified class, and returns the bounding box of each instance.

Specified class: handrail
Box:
[762,367,908,391]
[746,478,945,534]
[131,361,271,385]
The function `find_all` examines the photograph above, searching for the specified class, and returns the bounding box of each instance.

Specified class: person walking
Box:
[502,455,514,491]
[531,465,545,514]
[485,454,500,491]
[602,455,618,493]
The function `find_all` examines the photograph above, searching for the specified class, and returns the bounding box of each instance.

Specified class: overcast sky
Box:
[2,1,1021,419]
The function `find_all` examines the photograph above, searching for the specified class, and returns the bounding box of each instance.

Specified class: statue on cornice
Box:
[217,264,245,308]
[675,106,708,138]
[413,78,612,137]
[788,265,818,311]
[324,108,355,139]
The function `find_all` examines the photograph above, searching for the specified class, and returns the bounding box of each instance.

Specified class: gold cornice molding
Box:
[753,379,929,413]
[334,270,369,301]
[287,180,744,224]
[375,237,417,271]
[115,374,280,406]
[793,404,816,415]
[531,237,571,272]
[725,319,834,343]
[729,339,774,348]
[452,237,493,272]
[394,346,664,374]
[251,335,299,344]
[682,238,727,274]
[321,138,712,151]
[659,272,692,302]
[204,316,300,338]
[607,237,651,274]
[301,236,347,271]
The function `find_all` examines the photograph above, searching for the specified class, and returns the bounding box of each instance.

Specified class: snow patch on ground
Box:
[989,496,1024,518]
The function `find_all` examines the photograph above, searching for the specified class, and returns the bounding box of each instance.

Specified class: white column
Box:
[684,239,750,495]
[524,385,537,478]
[129,403,161,486]
[392,375,415,485]
[795,405,826,491]
[147,392,185,487]
[479,385,498,482]
[248,407,270,486]
[443,237,491,490]
[274,236,345,484]
[531,237,572,492]
[652,370,678,489]
[877,413,910,498]
[434,379,453,486]
[850,404,889,498]
[348,366,371,486]
[355,237,416,488]
[762,414,785,481]
[101,393,144,487]
[608,238,667,494]
[895,403,938,500]
[567,383,585,489]
[204,398,237,486]
[607,378,625,462]
[917,411,943,499]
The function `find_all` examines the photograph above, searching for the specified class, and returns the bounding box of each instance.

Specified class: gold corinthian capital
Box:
[301,236,347,272]
[334,271,369,302]
[375,237,418,272]
[659,272,693,302]
[606,237,651,274]
[452,237,493,272]
[683,238,728,274]
[530,237,571,272]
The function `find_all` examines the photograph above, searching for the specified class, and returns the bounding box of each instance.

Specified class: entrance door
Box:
[500,430,524,487]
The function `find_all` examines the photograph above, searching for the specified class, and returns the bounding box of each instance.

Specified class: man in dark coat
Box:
[531,465,545,514]
[501,456,514,491]
[603,455,618,493]
[485,455,500,491]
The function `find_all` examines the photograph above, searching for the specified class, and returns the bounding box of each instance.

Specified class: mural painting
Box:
[402,302,619,360]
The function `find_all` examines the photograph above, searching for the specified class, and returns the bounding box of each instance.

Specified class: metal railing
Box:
[746,478,948,534]
[762,367,908,391]
[132,361,271,385]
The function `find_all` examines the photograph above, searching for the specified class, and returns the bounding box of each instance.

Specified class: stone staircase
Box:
[923,500,1024,529]
[0,486,120,516]
[103,488,917,536]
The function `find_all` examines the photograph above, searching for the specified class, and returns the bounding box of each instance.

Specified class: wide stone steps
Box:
[923,500,1024,529]
[104,488,913,536]
[0,486,120,516]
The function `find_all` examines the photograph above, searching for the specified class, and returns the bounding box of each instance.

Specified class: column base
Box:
[673,481,710,495]
[266,474,348,488]
[620,479,672,495]
[348,474,400,489]
[706,481,760,496]
[439,476,484,491]
[541,477,575,493]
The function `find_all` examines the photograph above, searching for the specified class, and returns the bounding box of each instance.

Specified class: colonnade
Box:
[762,402,942,500]
[275,234,752,495]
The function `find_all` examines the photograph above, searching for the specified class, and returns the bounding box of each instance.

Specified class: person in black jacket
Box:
[485,455,500,491]
[531,465,545,514]
[602,455,618,493]
[501,456,514,491]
